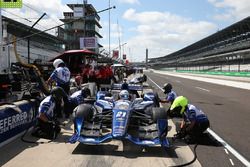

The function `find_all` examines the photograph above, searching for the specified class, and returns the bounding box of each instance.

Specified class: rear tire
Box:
[153,92,160,107]
[151,107,167,123]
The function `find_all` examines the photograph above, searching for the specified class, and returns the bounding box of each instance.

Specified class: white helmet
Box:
[119,90,129,100]
[53,59,64,68]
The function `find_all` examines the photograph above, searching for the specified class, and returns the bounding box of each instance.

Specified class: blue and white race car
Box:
[69,83,170,150]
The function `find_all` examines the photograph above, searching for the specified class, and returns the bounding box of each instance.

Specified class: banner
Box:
[74,7,84,17]
[125,59,129,65]
[113,50,119,59]
[0,99,38,144]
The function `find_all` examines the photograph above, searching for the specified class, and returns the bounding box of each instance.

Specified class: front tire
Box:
[153,92,160,107]
[73,103,95,121]
[151,107,167,123]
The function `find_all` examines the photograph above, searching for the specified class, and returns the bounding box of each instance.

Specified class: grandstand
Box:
[149,16,250,72]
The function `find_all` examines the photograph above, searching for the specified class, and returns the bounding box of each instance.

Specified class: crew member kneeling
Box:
[170,96,210,143]
[32,87,66,139]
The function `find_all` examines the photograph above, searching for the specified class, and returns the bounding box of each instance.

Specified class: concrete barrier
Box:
[0,99,38,146]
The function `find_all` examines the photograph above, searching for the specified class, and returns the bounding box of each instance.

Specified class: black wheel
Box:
[72,103,96,132]
[73,103,95,121]
[151,107,167,123]
[153,92,160,107]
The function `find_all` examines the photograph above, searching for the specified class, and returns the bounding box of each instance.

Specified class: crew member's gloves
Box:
[47,120,56,125]
[167,108,174,118]
[174,128,187,139]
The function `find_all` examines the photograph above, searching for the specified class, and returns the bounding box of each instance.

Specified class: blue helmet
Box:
[119,90,129,100]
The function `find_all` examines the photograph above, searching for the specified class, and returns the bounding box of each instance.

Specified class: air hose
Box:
[13,36,50,96]
[169,143,198,167]
[21,128,53,144]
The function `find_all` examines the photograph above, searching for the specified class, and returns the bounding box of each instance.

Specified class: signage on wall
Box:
[80,37,97,49]
[113,50,119,59]
[74,7,84,17]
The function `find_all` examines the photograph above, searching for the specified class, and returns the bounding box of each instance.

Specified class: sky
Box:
[3,0,250,62]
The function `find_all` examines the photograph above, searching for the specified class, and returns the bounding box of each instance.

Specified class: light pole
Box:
[0,9,3,71]
[27,13,46,63]
[109,0,111,57]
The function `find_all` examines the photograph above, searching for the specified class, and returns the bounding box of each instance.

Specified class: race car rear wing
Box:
[112,83,143,91]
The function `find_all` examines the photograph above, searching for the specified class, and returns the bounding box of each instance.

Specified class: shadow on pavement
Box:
[172,132,222,147]
[72,139,180,159]
[195,133,222,147]
[0,130,45,166]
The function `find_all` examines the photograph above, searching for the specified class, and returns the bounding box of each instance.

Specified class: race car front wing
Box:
[69,118,170,149]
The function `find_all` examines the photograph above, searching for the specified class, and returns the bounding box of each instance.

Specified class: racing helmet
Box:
[119,90,129,100]
[162,83,172,94]
[170,96,188,114]
[50,87,67,101]
[53,59,64,68]
[82,87,91,98]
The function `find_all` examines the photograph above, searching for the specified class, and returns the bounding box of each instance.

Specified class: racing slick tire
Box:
[153,92,160,107]
[151,107,167,123]
[73,103,95,121]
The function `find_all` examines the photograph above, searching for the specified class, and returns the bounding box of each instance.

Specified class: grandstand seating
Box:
[149,16,250,72]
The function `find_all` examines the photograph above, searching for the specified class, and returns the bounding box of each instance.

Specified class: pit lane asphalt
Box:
[146,70,250,167]
[0,120,201,167]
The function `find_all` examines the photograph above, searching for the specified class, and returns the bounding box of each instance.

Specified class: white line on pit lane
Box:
[148,77,164,91]
[147,75,250,167]
[229,159,235,166]
[207,128,250,167]
[225,148,229,155]
[195,87,210,92]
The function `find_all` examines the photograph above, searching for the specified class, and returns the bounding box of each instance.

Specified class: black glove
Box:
[174,128,187,139]
[47,120,56,126]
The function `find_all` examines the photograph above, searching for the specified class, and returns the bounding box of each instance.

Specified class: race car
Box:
[69,83,170,150]
[128,74,147,84]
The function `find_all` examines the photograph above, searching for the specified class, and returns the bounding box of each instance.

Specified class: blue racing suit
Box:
[50,66,70,94]
[183,104,210,136]
[32,95,61,139]
[165,90,177,104]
